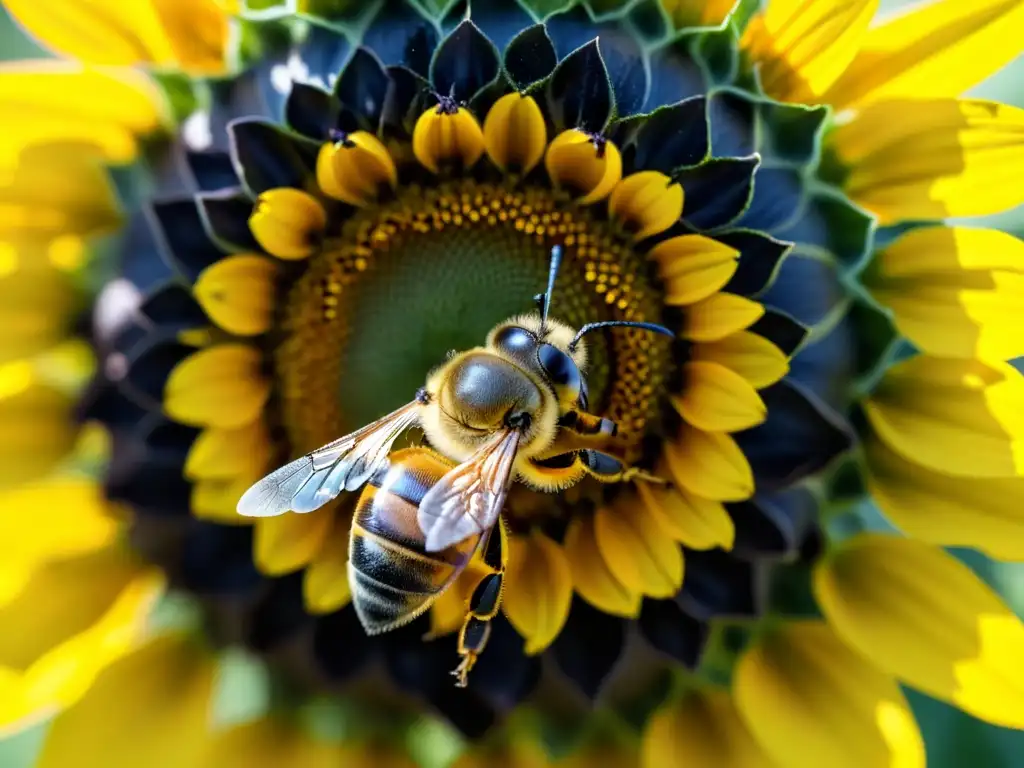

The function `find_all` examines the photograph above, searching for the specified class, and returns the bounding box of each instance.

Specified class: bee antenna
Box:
[538,245,563,333]
[567,320,675,352]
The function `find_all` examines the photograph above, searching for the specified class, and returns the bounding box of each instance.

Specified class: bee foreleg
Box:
[580,449,666,485]
[452,518,508,687]
[563,411,618,439]
[535,414,618,460]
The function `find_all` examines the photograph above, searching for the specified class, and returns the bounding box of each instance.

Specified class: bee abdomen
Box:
[355,465,471,563]
[349,448,479,634]
[348,564,435,634]
[369,457,434,505]
[350,522,457,594]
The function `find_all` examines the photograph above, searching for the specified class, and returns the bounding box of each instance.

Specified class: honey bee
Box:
[238,247,672,685]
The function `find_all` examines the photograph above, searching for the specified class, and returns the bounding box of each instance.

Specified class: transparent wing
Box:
[236,400,421,518]
[417,429,520,552]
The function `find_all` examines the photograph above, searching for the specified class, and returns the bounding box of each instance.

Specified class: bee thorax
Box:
[441,352,543,431]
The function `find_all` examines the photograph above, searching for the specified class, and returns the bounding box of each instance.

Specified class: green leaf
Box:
[151,72,200,125]
[212,648,272,726]
[0,725,47,768]
[909,688,1024,768]
[847,295,901,396]
[0,5,48,61]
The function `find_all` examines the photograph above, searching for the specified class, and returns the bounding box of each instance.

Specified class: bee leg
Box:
[580,449,666,485]
[565,411,619,439]
[532,414,618,463]
[452,518,508,687]
[452,618,490,687]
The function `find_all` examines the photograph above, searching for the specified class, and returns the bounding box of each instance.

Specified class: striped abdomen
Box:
[349,447,481,634]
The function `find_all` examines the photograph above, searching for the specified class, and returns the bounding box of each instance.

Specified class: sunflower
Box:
[2,0,1024,765]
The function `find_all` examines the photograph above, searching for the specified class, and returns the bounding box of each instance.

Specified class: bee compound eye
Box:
[537,342,582,400]
[493,326,536,355]
[578,377,590,411]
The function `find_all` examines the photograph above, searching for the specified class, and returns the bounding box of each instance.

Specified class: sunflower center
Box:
[274,179,672,474]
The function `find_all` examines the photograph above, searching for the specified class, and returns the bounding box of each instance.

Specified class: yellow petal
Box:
[636,481,735,550]
[661,0,739,27]
[46,236,89,271]
[864,356,1024,478]
[31,338,96,393]
[0,550,151,664]
[249,188,326,261]
[429,559,491,639]
[0,549,165,737]
[673,361,767,431]
[255,511,333,576]
[594,495,684,599]
[643,688,774,768]
[193,255,278,337]
[303,513,353,614]
[560,744,642,768]
[824,0,1024,110]
[429,585,468,639]
[664,423,754,502]
[830,99,1024,224]
[504,530,573,654]
[690,333,789,389]
[1,146,120,240]
[412,105,485,174]
[652,235,740,306]
[873,279,1024,363]
[196,718,342,768]
[164,344,270,429]
[563,514,640,618]
[544,129,623,204]
[867,226,1024,361]
[0,480,119,600]
[185,420,271,481]
[683,294,765,342]
[176,326,214,347]
[868,226,1024,277]
[316,132,398,206]
[483,93,547,174]
[0,63,166,166]
[179,328,215,347]
[453,738,550,768]
[815,534,1024,729]
[0,246,76,362]
[864,435,1024,561]
[0,361,76,488]
[6,0,232,74]
[336,744,418,768]
[742,0,879,103]
[36,634,215,768]
[609,171,684,240]
[734,621,926,768]
[191,475,259,526]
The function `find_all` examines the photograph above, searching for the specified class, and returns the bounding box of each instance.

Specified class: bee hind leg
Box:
[453,618,491,687]
[580,449,666,485]
[452,519,508,687]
